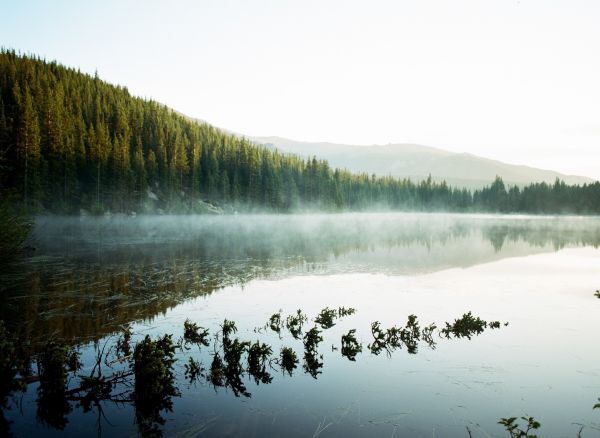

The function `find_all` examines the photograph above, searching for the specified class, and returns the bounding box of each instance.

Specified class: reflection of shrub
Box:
[0,321,25,408]
[280,347,298,376]
[341,329,362,361]
[132,335,178,401]
[132,335,179,437]
[36,340,73,430]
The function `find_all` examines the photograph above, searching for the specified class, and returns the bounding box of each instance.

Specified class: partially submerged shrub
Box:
[285,310,307,339]
[183,319,210,347]
[315,307,337,329]
[441,312,487,339]
[221,319,237,345]
[498,416,541,437]
[337,307,356,318]
[132,334,178,403]
[268,312,283,334]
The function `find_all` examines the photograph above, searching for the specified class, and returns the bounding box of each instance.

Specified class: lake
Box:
[2,213,600,437]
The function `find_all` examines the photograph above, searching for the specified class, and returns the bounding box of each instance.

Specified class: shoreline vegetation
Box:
[1,49,599,218]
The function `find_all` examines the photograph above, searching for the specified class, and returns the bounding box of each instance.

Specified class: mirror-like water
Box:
[2,213,600,437]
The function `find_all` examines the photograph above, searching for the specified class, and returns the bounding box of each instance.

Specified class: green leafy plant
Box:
[498,416,541,438]
[337,307,356,317]
[183,319,210,347]
[315,307,337,329]
[441,311,488,339]
[285,310,307,339]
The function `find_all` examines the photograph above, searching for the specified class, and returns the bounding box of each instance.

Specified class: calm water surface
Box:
[2,213,600,437]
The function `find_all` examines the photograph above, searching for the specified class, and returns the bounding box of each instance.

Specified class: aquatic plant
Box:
[441,311,488,339]
[221,319,237,346]
[183,319,210,348]
[368,321,387,355]
[315,307,338,329]
[341,329,362,361]
[421,323,437,349]
[132,334,178,405]
[594,398,600,409]
[285,310,307,339]
[268,311,283,334]
[400,315,421,354]
[498,416,541,437]
[279,347,299,376]
[595,290,600,299]
[337,307,356,318]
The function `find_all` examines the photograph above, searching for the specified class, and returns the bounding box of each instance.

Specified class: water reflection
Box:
[2,214,600,347]
[0,308,507,437]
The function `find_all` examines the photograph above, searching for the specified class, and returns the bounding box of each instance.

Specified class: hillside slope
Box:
[253,136,594,189]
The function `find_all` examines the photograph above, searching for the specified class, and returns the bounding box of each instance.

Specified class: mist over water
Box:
[3,213,600,437]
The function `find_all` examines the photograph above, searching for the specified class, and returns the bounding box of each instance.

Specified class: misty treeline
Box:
[1,50,599,214]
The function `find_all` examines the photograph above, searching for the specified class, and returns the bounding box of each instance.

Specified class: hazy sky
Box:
[1,0,599,178]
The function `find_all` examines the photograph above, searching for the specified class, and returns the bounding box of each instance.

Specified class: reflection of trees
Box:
[1,309,511,436]
[2,215,599,348]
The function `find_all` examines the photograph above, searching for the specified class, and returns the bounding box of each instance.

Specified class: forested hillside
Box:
[1,50,599,214]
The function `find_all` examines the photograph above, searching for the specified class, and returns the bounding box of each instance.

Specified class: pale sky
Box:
[1,0,599,178]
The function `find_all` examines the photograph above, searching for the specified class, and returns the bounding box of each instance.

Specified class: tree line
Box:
[1,49,599,214]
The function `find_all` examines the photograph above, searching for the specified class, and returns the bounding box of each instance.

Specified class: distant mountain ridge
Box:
[250,136,595,189]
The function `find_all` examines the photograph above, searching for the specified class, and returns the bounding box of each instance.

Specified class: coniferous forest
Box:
[1,49,599,214]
